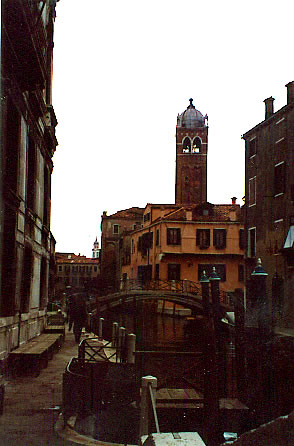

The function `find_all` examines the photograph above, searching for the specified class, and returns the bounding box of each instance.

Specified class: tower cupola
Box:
[177,98,207,128]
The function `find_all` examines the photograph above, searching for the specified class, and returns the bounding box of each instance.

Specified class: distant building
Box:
[243,81,294,329]
[55,253,100,296]
[92,237,100,259]
[121,201,244,293]
[100,207,144,290]
[0,0,59,369]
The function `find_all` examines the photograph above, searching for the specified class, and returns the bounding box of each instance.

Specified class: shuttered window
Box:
[167,228,181,245]
[213,229,226,249]
[196,229,210,248]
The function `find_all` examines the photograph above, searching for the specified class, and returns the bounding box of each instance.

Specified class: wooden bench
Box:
[9,333,62,376]
[44,324,65,339]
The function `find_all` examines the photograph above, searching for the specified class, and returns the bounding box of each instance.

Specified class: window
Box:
[238,264,244,282]
[113,224,119,234]
[192,137,201,153]
[248,138,257,157]
[27,135,37,211]
[198,264,226,282]
[156,229,160,246]
[39,257,47,309]
[5,97,20,193]
[1,208,17,316]
[249,176,256,206]
[132,239,135,254]
[239,229,245,250]
[43,166,50,227]
[213,229,226,249]
[94,266,98,272]
[167,228,181,245]
[20,245,33,314]
[58,265,62,272]
[274,162,285,196]
[182,137,191,153]
[168,263,181,280]
[144,212,151,222]
[248,227,256,258]
[138,232,153,255]
[196,229,210,249]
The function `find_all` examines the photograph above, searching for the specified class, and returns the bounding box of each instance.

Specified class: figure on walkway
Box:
[66,296,74,331]
[70,294,88,343]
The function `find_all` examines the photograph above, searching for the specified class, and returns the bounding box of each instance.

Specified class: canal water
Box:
[76,301,237,443]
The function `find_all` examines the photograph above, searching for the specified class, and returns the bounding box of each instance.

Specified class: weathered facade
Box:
[121,201,244,293]
[0,0,59,369]
[243,81,294,329]
[100,207,144,290]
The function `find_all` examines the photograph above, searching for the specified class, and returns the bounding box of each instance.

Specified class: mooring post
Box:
[127,333,136,364]
[118,326,126,362]
[139,376,158,438]
[98,317,104,339]
[112,322,118,347]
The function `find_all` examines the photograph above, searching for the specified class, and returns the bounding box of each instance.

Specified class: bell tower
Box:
[175,98,208,205]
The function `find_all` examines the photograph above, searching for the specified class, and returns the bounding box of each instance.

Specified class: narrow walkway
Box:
[0,326,84,446]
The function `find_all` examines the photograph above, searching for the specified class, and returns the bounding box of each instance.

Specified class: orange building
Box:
[121,200,244,293]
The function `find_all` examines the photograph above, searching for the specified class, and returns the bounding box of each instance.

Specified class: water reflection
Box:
[105,301,188,350]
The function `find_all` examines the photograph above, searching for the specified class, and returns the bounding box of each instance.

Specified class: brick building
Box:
[0,0,59,369]
[100,207,144,290]
[243,81,294,329]
[176,98,208,205]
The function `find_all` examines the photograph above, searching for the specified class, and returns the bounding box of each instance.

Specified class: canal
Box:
[76,301,238,443]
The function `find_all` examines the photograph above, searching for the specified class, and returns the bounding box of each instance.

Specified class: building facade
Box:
[176,99,208,205]
[243,81,294,329]
[55,253,100,298]
[121,201,244,294]
[100,207,144,290]
[0,0,59,369]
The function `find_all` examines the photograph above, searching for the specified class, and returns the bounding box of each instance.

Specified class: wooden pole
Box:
[127,333,136,364]
[139,376,158,438]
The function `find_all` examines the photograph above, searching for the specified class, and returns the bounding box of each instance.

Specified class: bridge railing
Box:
[119,279,201,295]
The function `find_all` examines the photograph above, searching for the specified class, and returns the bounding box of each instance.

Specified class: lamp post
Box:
[251,258,269,336]
[251,258,272,423]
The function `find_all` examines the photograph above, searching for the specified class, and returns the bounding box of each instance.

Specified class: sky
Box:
[51,0,294,258]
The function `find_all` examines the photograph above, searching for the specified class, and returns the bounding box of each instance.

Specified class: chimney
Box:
[286,81,294,105]
[264,97,274,120]
[186,210,193,221]
[231,197,237,205]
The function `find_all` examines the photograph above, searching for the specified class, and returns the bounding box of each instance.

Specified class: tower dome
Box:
[177,98,206,128]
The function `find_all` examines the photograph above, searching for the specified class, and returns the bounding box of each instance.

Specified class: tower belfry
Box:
[175,98,208,205]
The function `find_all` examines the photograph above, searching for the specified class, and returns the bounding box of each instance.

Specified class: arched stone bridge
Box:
[94,279,232,314]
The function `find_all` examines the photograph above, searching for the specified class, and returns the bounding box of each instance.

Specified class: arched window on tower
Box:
[192,137,201,153]
[182,137,191,153]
